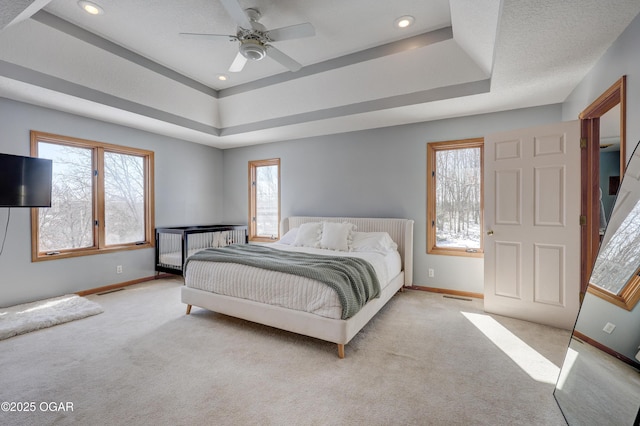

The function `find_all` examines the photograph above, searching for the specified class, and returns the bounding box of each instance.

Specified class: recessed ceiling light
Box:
[217,74,229,81]
[395,15,415,29]
[78,1,104,15]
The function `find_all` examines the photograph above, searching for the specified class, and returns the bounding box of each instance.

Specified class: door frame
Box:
[579,76,626,299]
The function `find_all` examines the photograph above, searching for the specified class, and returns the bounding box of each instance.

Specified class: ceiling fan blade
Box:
[219,0,252,29]
[267,22,315,41]
[266,45,302,72]
[229,52,247,72]
[180,32,237,42]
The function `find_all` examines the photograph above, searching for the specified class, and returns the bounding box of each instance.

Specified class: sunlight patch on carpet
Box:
[555,346,578,390]
[461,311,560,384]
[0,294,103,341]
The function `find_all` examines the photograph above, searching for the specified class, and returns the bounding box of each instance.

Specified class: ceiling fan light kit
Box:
[240,40,266,61]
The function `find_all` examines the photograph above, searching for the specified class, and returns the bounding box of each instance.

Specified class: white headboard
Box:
[281,216,414,286]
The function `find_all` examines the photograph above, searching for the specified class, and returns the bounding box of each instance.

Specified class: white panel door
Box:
[484,121,580,329]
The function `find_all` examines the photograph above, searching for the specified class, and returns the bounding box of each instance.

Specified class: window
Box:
[248,158,280,242]
[587,194,640,310]
[589,273,640,311]
[30,131,154,261]
[427,138,484,257]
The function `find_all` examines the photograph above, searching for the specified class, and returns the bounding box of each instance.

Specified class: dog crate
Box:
[155,224,248,275]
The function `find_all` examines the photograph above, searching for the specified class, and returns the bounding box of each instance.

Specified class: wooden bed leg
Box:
[186,304,192,315]
[337,344,345,359]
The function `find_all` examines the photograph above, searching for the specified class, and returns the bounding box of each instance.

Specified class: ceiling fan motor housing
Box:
[182,4,311,71]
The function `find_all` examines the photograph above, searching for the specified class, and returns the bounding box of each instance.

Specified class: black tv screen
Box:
[0,153,52,207]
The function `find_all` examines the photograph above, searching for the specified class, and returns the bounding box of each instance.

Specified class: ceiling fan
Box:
[180,0,315,73]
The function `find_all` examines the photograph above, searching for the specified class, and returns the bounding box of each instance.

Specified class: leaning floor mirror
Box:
[554,142,640,425]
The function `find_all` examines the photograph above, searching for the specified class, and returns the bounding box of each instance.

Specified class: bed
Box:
[181,216,414,358]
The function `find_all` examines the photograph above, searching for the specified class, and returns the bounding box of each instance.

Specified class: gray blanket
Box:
[185,244,380,319]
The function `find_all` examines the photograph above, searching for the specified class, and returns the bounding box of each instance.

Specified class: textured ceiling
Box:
[0,0,638,149]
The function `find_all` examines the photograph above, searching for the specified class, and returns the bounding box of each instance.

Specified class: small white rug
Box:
[0,294,103,341]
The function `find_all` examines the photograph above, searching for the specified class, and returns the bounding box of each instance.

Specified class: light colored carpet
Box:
[555,337,640,425]
[0,279,570,425]
[0,294,103,341]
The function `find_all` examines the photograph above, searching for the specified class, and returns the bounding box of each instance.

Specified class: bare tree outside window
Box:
[590,197,640,294]
[255,164,279,237]
[427,138,484,257]
[249,158,280,241]
[37,142,94,252]
[435,147,482,248]
[30,131,154,261]
[104,152,145,244]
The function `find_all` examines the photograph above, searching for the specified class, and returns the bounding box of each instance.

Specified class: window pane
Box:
[590,197,640,295]
[38,142,94,251]
[435,147,482,249]
[104,152,145,245]
[256,165,278,237]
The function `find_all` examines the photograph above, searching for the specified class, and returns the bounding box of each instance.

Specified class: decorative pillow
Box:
[218,231,229,247]
[320,222,355,251]
[293,222,322,248]
[278,227,298,245]
[351,232,398,254]
[211,232,221,248]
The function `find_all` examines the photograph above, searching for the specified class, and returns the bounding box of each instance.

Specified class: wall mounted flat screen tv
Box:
[0,153,52,207]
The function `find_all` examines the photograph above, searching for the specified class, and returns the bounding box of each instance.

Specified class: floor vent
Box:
[442,295,472,302]
[97,288,125,296]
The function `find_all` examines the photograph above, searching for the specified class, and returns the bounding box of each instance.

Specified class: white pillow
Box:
[217,231,229,247]
[351,232,398,254]
[293,222,322,248]
[278,227,298,245]
[320,222,355,251]
[211,232,221,247]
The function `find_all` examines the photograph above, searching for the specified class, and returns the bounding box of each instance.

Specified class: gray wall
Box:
[0,98,225,307]
[575,292,640,361]
[562,12,640,161]
[223,104,563,294]
[562,11,640,359]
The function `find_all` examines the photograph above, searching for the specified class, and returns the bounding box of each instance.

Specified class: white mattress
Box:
[184,243,402,320]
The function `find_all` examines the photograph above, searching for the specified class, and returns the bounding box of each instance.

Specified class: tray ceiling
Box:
[0,0,638,148]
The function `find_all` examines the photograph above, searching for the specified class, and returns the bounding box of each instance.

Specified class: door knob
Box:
[487,230,494,235]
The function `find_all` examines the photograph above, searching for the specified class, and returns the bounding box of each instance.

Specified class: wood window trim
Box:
[427,138,484,258]
[587,274,640,311]
[30,131,155,262]
[248,158,280,243]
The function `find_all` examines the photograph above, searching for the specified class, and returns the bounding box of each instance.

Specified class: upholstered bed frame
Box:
[181,216,414,358]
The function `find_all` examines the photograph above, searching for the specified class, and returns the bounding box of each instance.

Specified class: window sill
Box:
[427,247,484,258]
[249,236,279,243]
[32,242,153,262]
[587,280,640,311]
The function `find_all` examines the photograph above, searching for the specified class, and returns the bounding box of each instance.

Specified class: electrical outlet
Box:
[116,265,123,274]
[428,268,434,278]
[603,322,616,334]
